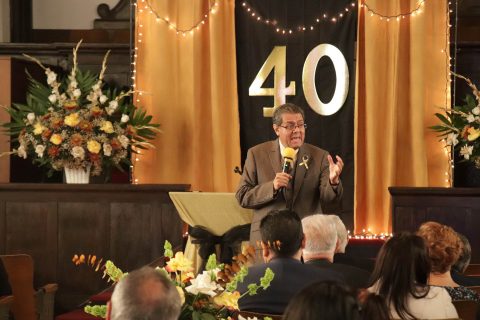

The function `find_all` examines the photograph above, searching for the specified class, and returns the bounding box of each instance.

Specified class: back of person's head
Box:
[417,221,463,273]
[329,215,349,253]
[272,103,305,125]
[283,281,361,320]
[302,214,338,256]
[260,209,303,258]
[453,233,472,274]
[358,291,390,320]
[109,266,181,320]
[370,232,430,320]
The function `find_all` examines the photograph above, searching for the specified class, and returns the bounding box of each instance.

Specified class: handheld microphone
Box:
[281,147,295,174]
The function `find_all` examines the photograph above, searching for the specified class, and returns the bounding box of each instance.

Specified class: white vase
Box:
[64,166,90,184]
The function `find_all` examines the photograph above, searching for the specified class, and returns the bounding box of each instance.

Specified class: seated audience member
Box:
[302,214,371,289]
[418,221,480,302]
[331,215,375,272]
[283,281,362,320]
[451,232,480,286]
[237,209,344,315]
[108,266,181,320]
[284,281,389,320]
[368,232,458,320]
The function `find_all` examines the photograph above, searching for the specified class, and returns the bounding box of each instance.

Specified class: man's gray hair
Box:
[110,266,181,320]
[302,214,338,255]
[329,215,348,253]
[272,103,305,126]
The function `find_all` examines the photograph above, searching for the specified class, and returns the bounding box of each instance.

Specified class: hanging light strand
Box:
[141,0,218,35]
[240,1,357,35]
[361,0,426,21]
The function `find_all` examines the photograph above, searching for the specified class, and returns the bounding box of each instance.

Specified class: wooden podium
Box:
[169,192,253,272]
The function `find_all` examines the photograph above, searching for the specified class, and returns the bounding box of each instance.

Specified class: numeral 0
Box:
[248,44,349,117]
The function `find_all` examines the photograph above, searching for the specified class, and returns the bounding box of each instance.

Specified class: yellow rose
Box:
[64,113,80,127]
[33,122,46,135]
[87,140,101,154]
[467,127,480,141]
[100,121,114,134]
[166,252,193,273]
[50,134,63,145]
[213,291,240,309]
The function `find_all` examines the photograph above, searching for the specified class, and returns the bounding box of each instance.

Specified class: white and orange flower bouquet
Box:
[1,40,159,177]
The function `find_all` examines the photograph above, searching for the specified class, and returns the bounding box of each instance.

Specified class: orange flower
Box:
[90,106,103,117]
[51,118,64,130]
[48,146,60,157]
[461,126,470,140]
[70,133,83,146]
[89,152,100,163]
[42,128,52,140]
[79,121,93,132]
[110,138,121,150]
[126,125,136,136]
[63,100,78,111]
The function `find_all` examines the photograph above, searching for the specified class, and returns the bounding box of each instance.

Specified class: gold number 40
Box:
[248,44,349,117]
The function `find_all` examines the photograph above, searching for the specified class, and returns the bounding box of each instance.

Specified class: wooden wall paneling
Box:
[110,202,155,271]
[390,187,480,263]
[57,201,110,313]
[5,201,57,286]
[0,197,5,253]
[160,202,184,250]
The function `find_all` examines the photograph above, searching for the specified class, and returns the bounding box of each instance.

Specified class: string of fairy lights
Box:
[130,0,219,183]
[129,0,454,190]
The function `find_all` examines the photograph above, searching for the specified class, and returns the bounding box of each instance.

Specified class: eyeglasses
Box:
[279,122,307,131]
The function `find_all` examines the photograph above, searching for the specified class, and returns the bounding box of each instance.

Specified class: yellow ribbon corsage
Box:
[299,155,309,170]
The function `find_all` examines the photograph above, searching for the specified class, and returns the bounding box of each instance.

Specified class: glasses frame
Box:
[278,123,307,131]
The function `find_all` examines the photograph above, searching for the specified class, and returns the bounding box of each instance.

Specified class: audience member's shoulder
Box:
[427,286,453,301]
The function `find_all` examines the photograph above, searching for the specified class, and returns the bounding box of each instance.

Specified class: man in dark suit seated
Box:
[0,260,11,296]
[237,209,344,315]
[302,214,371,290]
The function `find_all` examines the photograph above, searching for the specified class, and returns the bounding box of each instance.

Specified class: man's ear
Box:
[261,241,270,261]
[273,124,280,136]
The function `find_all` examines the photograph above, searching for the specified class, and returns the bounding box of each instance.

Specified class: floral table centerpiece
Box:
[74,241,274,320]
[1,40,159,182]
[432,73,480,167]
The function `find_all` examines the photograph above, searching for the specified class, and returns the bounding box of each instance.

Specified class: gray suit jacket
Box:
[236,140,343,249]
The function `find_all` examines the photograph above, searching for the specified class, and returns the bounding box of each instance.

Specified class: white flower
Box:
[460,145,474,160]
[27,113,35,124]
[35,144,45,158]
[17,145,27,159]
[46,70,57,85]
[446,133,459,146]
[185,271,222,297]
[48,94,57,104]
[107,100,118,115]
[73,89,81,98]
[238,316,259,320]
[103,143,112,157]
[70,80,78,88]
[92,83,100,91]
[473,107,480,115]
[118,135,129,148]
[467,114,476,123]
[121,114,129,123]
[71,146,85,160]
[99,95,108,104]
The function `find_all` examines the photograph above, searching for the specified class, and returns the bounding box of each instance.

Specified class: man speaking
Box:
[236,103,344,253]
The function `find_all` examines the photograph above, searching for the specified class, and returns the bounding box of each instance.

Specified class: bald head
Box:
[109,266,181,320]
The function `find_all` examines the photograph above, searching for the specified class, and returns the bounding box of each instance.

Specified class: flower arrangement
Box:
[431,73,480,167]
[73,241,275,320]
[1,40,159,177]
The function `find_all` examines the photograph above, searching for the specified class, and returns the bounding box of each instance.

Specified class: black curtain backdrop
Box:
[235,0,357,228]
